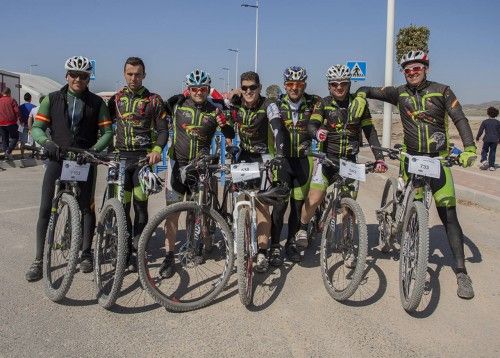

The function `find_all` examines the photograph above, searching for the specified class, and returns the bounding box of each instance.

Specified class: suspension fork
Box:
[46,179,63,245]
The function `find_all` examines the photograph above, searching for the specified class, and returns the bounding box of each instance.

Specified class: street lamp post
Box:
[228,48,239,89]
[382,0,395,148]
[221,67,230,92]
[241,1,259,72]
[29,64,38,75]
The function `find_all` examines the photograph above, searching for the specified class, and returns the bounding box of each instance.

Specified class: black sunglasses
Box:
[241,84,259,92]
[68,71,90,80]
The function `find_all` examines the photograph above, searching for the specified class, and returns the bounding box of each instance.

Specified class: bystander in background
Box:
[476,106,500,171]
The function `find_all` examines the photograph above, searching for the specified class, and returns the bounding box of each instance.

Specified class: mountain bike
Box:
[373,144,460,312]
[137,153,234,312]
[311,152,374,301]
[43,147,96,302]
[93,153,149,309]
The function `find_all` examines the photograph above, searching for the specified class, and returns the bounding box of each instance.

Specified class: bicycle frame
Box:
[46,179,80,246]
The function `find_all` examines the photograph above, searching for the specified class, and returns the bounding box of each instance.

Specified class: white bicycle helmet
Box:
[138,165,164,195]
[186,69,211,86]
[64,56,93,74]
[326,64,351,82]
[283,66,307,82]
[399,50,429,68]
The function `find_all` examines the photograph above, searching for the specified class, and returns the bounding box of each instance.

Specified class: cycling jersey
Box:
[229,95,280,155]
[315,94,384,160]
[170,96,235,164]
[33,85,112,151]
[272,93,323,157]
[109,86,167,153]
[357,81,475,154]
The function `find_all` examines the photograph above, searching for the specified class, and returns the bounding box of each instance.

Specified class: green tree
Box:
[265,84,282,100]
[396,25,430,63]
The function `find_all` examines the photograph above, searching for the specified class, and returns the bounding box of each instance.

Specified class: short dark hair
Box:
[124,57,145,72]
[487,106,499,118]
[39,95,46,104]
[240,71,260,85]
[24,92,32,102]
[1,87,11,95]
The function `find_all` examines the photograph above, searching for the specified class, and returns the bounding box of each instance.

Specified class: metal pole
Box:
[255,1,259,72]
[382,0,395,148]
[222,67,230,92]
[235,51,239,89]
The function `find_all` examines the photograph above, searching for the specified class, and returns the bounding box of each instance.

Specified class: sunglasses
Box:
[68,71,90,80]
[241,84,259,92]
[284,81,305,90]
[189,86,209,94]
[403,65,426,74]
[328,81,350,88]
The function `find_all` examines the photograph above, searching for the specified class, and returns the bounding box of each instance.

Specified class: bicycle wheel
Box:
[137,201,234,312]
[378,178,399,247]
[43,193,82,302]
[399,200,429,312]
[320,197,368,301]
[94,198,128,309]
[236,206,253,306]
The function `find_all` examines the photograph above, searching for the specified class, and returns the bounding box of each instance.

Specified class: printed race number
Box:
[60,160,90,182]
[339,159,366,182]
[230,162,261,183]
[407,155,441,178]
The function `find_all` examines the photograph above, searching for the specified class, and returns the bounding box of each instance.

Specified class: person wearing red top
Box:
[0,87,20,160]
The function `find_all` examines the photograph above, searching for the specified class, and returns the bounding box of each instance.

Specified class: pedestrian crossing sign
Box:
[346,61,366,81]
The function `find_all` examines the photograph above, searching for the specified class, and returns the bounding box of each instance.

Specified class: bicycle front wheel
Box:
[94,198,128,309]
[236,206,253,306]
[43,193,82,302]
[320,197,368,301]
[399,200,429,312]
[138,201,234,312]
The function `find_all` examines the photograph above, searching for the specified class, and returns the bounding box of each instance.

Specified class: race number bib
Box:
[60,160,90,182]
[339,159,366,182]
[230,162,261,183]
[407,155,441,179]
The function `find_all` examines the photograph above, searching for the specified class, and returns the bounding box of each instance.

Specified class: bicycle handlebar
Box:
[370,145,461,167]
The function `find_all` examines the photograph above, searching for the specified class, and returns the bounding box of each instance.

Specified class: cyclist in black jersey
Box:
[25,56,113,281]
[294,64,388,247]
[160,69,235,278]
[357,50,477,299]
[270,66,323,263]
[108,57,168,271]
[226,71,282,271]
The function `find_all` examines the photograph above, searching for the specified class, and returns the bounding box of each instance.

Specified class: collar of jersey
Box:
[122,86,147,97]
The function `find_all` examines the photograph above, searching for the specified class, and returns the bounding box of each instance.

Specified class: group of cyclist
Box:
[25,49,477,300]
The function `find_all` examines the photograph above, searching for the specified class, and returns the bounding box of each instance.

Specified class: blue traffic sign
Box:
[346,61,366,81]
[90,59,96,80]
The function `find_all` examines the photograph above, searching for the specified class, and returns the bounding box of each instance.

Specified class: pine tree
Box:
[396,25,430,63]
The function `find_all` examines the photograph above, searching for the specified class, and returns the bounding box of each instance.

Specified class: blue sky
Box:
[1,0,499,104]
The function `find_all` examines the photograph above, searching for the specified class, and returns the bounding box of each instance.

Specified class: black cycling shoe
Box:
[285,242,301,262]
[159,252,175,279]
[25,259,43,282]
[80,253,93,273]
[269,246,283,267]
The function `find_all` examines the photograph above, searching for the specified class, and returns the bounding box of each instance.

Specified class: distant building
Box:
[96,91,116,105]
[0,70,21,103]
[12,72,62,105]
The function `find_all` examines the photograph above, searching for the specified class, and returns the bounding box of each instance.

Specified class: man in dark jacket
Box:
[25,56,113,281]
[476,106,500,171]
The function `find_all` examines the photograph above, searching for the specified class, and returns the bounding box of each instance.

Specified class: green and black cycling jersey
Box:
[229,95,280,155]
[272,93,323,158]
[170,96,235,164]
[357,81,475,154]
[108,86,168,154]
[314,94,384,160]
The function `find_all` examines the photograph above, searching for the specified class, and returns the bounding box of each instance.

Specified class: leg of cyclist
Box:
[431,164,474,299]
[270,158,292,267]
[128,168,149,272]
[255,201,271,273]
[78,165,97,273]
[26,160,62,281]
[160,161,188,278]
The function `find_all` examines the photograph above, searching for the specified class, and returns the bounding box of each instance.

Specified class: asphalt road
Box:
[1,165,499,357]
